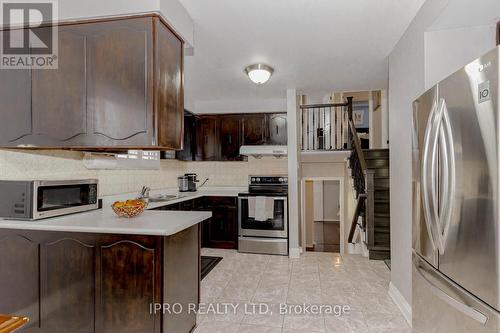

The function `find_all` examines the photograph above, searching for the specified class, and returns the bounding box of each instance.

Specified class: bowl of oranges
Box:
[111,199,147,218]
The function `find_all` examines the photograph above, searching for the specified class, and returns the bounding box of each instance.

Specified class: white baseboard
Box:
[289,247,301,258]
[388,282,412,326]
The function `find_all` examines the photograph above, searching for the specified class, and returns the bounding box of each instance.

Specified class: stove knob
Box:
[251,178,256,182]
[279,178,284,182]
[256,178,261,182]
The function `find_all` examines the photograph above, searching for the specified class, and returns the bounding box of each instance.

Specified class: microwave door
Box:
[437,48,500,311]
[412,86,440,268]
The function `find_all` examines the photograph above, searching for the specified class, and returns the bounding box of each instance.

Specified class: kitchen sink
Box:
[148,194,178,202]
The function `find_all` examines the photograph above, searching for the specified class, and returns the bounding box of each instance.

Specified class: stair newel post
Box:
[346,96,353,121]
[365,169,376,249]
[346,97,354,150]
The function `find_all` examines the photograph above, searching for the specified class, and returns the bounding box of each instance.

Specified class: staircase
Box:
[363,148,390,260]
[343,96,390,260]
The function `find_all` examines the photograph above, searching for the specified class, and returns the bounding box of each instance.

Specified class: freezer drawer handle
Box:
[415,258,488,325]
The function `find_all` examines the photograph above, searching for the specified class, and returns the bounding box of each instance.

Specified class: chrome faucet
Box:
[138,186,151,200]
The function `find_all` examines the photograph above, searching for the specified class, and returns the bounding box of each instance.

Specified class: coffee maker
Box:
[178,173,198,192]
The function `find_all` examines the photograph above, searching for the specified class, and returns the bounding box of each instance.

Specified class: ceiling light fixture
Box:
[245,64,274,85]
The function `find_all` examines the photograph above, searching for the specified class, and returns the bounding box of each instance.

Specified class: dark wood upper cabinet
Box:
[0,14,184,150]
[242,114,267,145]
[177,112,287,161]
[218,116,242,161]
[32,26,87,145]
[176,111,196,161]
[195,116,218,161]
[86,18,154,147]
[0,31,32,144]
[154,17,184,149]
[267,113,288,145]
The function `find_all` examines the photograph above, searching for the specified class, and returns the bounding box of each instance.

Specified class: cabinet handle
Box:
[276,125,279,135]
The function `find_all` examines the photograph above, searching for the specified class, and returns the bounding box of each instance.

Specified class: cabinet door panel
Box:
[42,238,95,333]
[205,197,238,249]
[99,240,156,333]
[176,112,196,161]
[218,116,242,161]
[155,18,183,149]
[87,18,153,146]
[0,33,32,145]
[0,234,39,330]
[242,114,266,145]
[195,117,217,161]
[268,113,287,145]
[32,26,87,144]
[208,207,238,249]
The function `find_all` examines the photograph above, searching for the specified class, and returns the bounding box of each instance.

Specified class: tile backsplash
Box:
[0,150,288,196]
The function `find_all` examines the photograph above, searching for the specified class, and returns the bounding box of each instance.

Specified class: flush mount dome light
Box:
[245,64,274,85]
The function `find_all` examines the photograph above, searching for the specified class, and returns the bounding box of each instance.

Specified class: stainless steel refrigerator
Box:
[412,46,500,332]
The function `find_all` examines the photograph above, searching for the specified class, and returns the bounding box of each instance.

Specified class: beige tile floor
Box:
[195,249,410,333]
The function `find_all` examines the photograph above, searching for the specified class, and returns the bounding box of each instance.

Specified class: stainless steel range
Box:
[238,175,288,255]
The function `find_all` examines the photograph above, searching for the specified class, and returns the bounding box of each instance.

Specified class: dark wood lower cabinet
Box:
[0,226,200,333]
[0,235,39,331]
[42,238,95,333]
[204,197,238,249]
[155,196,238,249]
[100,239,158,333]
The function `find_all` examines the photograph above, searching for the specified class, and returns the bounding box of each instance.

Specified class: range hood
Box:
[239,145,287,158]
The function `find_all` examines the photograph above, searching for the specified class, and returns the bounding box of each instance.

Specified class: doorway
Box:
[302,178,343,253]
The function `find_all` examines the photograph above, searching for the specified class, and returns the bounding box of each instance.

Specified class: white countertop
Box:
[0,186,246,236]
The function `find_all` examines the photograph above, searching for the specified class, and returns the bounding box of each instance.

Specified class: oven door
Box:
[33,180,98,219]
[238,196,288,238]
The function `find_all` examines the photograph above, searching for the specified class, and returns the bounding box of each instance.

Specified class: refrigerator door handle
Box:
[421,99,440,251]
[414,254,488,325]
[436,98,455,254]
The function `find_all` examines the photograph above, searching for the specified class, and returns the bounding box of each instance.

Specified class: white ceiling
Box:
[180,0,425,113]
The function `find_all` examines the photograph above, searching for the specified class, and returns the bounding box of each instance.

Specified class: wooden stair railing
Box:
[346,96,371,246]
[0,315,28,333]
[348,193,366,243]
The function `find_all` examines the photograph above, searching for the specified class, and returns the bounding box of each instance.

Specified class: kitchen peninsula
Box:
[0,201,212,333]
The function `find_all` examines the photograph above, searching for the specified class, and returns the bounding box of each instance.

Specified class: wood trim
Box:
[152,17,159,146]
[0,12,185,44]
[0,315,29,333]
[497,21,500,46]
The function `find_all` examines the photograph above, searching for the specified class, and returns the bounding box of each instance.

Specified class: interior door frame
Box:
[300,176,345,254]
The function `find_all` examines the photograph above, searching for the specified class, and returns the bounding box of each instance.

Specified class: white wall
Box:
[287,89,301,258]
[424,24,497,89]
[388,0,500,309]
[388,0,450,306]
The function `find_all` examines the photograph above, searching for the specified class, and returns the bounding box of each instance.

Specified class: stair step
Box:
[373,168,389,178]
[374,202,390,214]
[369,245,391,251]
[374,178,390,189]
[368,249,391,260]
[375,226,390,234]
[365,159,389,169]
[363,149,389,159]
[374,212,390,218]
[375,189,389,198]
